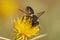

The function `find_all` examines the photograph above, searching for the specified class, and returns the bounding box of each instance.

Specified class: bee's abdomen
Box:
[32,21,39,26]
[31,15,39,26]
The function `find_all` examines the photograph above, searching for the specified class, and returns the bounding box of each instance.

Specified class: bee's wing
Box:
[18,9,29,15]
[37,11,45,18]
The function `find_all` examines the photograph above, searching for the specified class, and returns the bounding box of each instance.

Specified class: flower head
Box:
[14,16,39,40]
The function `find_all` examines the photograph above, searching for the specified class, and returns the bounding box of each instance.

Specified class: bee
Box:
[19,6,45,26]
[14,6,46,40]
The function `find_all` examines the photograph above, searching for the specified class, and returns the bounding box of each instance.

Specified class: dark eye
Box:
[26,6,34,14]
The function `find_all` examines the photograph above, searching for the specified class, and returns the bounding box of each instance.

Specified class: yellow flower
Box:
[14,16,39,40]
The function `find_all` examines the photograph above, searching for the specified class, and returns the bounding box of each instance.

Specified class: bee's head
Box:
[26,6,34,15]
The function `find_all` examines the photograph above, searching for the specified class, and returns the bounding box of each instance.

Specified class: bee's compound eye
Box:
[26,6,34,14]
